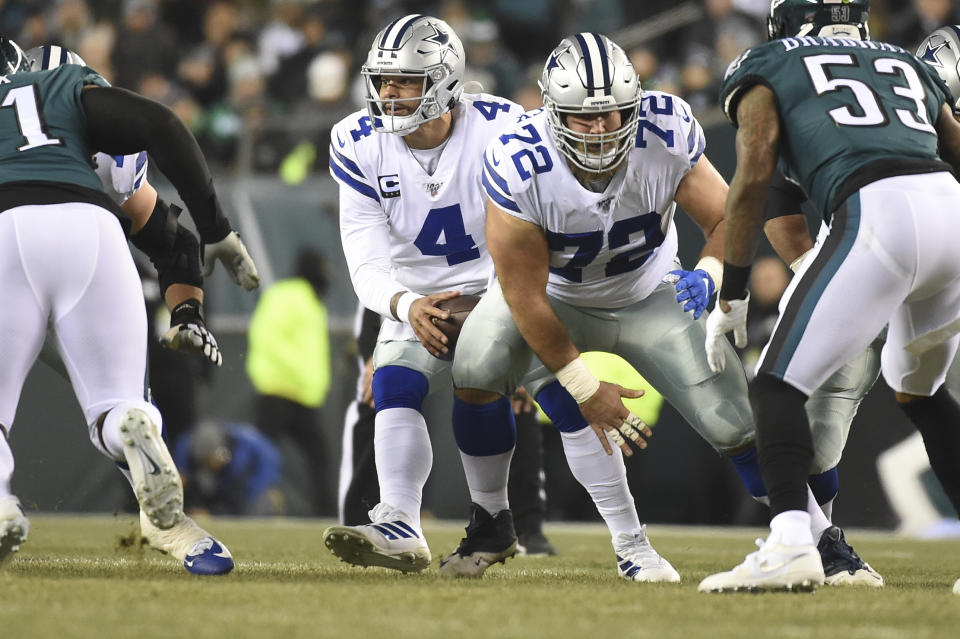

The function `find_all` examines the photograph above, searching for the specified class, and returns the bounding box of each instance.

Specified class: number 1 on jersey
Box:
[1,85,64,151]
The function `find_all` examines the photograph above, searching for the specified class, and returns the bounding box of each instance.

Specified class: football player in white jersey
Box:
[12,44,262,576]
[451,32,853,582]
[321,15,527,573]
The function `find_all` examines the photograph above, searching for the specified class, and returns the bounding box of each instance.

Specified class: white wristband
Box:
[789,248,813,274]
[395,291,423,324]
[556,357,601,404]
[695,256,723,292]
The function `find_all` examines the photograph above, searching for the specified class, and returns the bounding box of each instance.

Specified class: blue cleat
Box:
[140,510,234,575]
[183,537,234,575]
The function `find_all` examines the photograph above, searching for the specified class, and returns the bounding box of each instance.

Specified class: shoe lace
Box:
[187,537,215,557]
[368,502,407,524]
[819,529,864,573]
[614,526,664,565]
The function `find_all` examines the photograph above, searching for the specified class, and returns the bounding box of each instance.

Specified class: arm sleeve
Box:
[81,86,232,243]
[338,178,405,318]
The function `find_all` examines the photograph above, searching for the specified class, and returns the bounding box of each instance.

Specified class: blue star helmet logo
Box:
[425,24,449,46]
[546,53,561,73]
[920,40,948,67]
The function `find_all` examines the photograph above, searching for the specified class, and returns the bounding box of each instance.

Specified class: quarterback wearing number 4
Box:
[702,0,960,593]
[323,15,529,574]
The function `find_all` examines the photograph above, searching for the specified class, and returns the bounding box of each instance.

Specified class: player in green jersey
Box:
[699,1,960,593]
[0,36,241,575]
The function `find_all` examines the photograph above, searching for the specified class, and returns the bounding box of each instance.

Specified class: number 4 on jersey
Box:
[473,100,511,121]
[414,204,481,266]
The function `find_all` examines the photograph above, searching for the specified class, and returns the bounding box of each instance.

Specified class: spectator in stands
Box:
[112,0,178,91]
[888,0,960,50]
[174,419,283,516]
[247,247,333,515]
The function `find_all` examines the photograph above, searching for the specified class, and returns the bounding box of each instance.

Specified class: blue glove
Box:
[667,269,716,319]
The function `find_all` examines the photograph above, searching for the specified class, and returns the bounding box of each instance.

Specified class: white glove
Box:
[203,231,260,290]
[160,300,223,367]
[704,294,750,373]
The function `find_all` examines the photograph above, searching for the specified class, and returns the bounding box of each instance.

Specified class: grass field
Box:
[2,515,959,639]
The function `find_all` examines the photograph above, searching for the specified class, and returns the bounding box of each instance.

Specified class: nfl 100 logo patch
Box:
[423,181,444,198]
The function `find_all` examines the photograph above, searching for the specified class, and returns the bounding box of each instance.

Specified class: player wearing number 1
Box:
[701,0,960,593]
[322,15,525,572]
[0,36,241,572]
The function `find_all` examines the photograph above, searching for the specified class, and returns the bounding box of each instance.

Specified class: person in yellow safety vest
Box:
[247,247,332,515]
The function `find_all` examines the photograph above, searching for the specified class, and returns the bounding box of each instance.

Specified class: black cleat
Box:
[818,526,883,587]
[516,531,557,557]
[438,503,518,577]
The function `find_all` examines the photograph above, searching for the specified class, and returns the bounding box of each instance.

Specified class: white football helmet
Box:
[539,33,640,175]
[25,44,87,71]
[361,15,465,136]
[917,26,960,113]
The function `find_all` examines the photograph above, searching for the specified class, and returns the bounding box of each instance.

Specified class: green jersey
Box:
[0,64,110,191]
[720,36,952,216]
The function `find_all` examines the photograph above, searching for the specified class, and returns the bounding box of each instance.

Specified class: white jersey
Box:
[331,93,523,338]
[93,151,148,205]
[483,91,705,308]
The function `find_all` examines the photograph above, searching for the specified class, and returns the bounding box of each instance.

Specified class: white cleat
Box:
[0,495,29,565]
[698,537,825,593]
[953,577,960,595]
[119,408,183,530]
[323,503,431,573]
[140,510,234,575]
[613,526,681,583]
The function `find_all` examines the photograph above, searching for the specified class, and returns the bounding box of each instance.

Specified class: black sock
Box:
[898,386,960,516]
[750,374,812,517]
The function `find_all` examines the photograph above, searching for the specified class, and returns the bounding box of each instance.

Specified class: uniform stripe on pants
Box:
[760,195,862,379]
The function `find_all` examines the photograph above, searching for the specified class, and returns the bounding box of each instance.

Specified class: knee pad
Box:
[452,395,516,456]
[536,381,588,433]
[372,365,429,412]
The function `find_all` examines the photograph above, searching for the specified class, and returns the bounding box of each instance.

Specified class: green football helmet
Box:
[768,0,870,41]
[0,36,28,75]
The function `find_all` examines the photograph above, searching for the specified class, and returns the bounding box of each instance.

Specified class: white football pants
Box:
[0,203,150,497]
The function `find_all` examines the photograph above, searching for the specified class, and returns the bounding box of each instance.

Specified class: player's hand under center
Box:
[409,290,460,358]
[579,381,652,456]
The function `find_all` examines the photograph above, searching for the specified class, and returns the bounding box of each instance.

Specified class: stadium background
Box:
[2,0,948,526]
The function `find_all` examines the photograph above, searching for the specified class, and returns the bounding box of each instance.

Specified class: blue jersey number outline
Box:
[636,94,676,149]
[546,212,666,282]
[473,100,512,121]
[499,124,554,181]
[414,204,481,266]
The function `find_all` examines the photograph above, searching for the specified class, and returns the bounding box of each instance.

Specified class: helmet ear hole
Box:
[360,15,466,135]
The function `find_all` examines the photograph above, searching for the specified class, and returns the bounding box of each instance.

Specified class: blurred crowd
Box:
[3,0,956,178]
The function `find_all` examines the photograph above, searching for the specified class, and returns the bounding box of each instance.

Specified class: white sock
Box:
[0,434,14,498]
[374,407,432,528]
[96,402,163,461]
[820,497,834,521]
[769,510,814,546]
[459,450,512,515]
[560,428,641,537]
[806,485,832,541]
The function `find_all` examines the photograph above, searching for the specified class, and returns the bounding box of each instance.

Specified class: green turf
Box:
[2,515,959,638]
